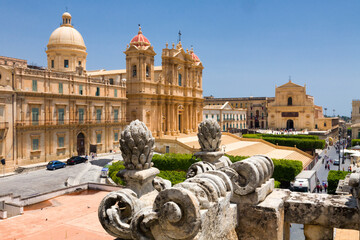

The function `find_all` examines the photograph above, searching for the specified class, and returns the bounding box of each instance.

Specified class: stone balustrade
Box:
[99,119,360,240]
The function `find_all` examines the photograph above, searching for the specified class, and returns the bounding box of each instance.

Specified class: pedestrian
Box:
[324,183,327,192]
[325,164,327,170]
[316,184,320,193]
[92,152,95,160]
[328,164,330,170]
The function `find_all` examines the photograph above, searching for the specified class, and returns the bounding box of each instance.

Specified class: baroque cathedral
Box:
[0,12,203,173]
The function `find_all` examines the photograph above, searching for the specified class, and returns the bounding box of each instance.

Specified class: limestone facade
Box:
[0,12,203,173]
[90,31,204,137]
[351,100,360,139]
[268,80,337,131]
[203,101,247,131]
[204,96,272,129]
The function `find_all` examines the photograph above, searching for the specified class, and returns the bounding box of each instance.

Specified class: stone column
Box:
[170,103,175,136]
[304,225,333,240]
[283,222,291,240]
[185,104,189,134]
[166,102,170,135]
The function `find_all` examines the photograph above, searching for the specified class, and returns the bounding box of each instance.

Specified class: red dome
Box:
[130,27,150,47]
[191,52,200,62]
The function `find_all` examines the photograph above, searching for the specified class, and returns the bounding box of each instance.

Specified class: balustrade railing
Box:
[15,118,127,127]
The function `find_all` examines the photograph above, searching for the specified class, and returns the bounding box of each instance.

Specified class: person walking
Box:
[324,183,328,193]
[316,184,320,193]
[325,164,327,170]
[328,164,330,170]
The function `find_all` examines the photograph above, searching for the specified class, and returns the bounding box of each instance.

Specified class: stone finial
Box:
[120,120,155,170]
[197,119,222,152]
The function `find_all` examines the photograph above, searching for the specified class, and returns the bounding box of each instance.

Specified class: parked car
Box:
[47,160,66,170]
[100,167,109,178]
[67,156,87,165]
[333,159,340,166]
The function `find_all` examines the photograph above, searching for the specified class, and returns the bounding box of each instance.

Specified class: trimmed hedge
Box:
[327,170,348,194]
[262,137,325,151]
[225,154,249,163]
[274,180,281,188]
[157,170,187,185]
[152,153,199,171]
[352,139,360,147]
[243,133,319,140]
[272,159,303,183]
[242,134,325,152]
[108,161,125,185]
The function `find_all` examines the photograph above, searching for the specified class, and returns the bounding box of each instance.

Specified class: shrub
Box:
[108,161,125,185]
[242,134,262,139]
[152,153,199,171]
[157,170,187,185]
[225,154,249,163]
[243,133,319,140]
[272,159,303,183]
[327,170,349,194]
[352,139,360,147]
[274,180,281,188]
[242,134,325,151]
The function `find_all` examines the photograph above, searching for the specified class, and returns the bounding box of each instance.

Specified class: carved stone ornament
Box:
[197,119,222,152]
[120,120,155,170]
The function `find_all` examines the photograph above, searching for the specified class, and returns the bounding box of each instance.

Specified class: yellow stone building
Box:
[0,12,204,173]
[267,80,338,131]
[90,27,204,137]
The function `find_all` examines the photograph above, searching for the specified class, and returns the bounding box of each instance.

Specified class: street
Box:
[0,153,123,199]
[290,143,351,239]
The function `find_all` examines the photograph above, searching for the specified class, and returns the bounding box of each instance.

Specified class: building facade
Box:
[203,102,246,132]
[90,29,204,137]
[0,12,204,173]
[267,80,337,131]
[351,100,360,139]
[204,96,273,129]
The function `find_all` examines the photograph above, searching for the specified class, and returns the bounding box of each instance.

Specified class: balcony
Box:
[15,118,127,128]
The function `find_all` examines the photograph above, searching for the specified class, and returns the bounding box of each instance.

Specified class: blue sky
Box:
[0,0,359,117]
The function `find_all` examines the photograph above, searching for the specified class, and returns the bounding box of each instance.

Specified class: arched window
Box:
[178,73,182,86]
[132,65,137,77]
[146,65,150,77]
[288,97,293,106]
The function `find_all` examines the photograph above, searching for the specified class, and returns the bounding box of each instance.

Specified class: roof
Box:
[277,80,304,88]
[130,27,151,47]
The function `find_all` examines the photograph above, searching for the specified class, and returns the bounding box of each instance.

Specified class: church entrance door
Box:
[286,120,294,130]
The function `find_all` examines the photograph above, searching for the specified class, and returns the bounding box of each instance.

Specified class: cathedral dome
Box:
[191,52,200,62]
[130,26,151,47]
[47,12,86,51]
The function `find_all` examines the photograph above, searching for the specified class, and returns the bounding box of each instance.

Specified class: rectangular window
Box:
[96,87,100,96]
[114,132,119,141]
[58,136,64,148]
[78,61,82,66]
[32,80,37,92]
[205,114,208,119]
[96,109,102,123]
[32,108,39,125]
[51,60,54,68]
[109,78,114,85]
[114,109,119,122]
[64,60,69,68]
[114,89,117,97]
[96,133,101,144]
[146,66,149,77]
[79,85,83,95]
[178,73,182,86]
[58,108,65,124]
[59,83,63,94]
[79,108,84,123]
[32,138,39,151]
